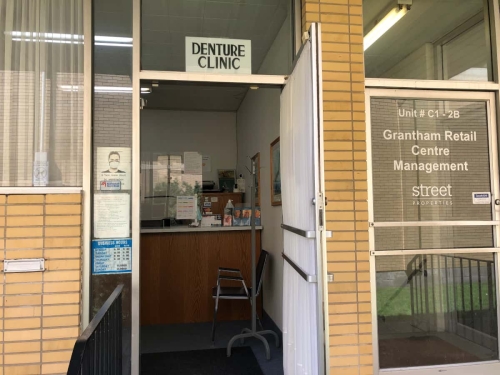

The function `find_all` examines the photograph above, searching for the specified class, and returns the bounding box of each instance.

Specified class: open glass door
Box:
[280,23,329,375]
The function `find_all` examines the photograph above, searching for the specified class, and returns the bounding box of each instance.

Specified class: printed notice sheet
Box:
[176,196,197,220]
[202,155,211,172]
[94,193,130,238]
[92,239,132,274]
[97,147,131,190]
[184,152,202,175]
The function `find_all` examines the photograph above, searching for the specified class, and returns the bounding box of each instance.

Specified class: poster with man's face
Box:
[97,147,131,190]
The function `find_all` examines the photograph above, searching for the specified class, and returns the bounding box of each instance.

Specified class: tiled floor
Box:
[140,320,284,375]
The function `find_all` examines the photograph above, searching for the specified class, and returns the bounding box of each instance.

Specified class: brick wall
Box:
[302,0,372,374]
[0,193,82,375]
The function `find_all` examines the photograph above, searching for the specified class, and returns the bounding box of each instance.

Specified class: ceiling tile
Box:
[230,4,277,21]
[142,0,169,16]
[204,2,238,19]
[94,11,132,36]
[142,15,171,31]
[202,18,230,37]
[168,16,203,34]
[228,19,267,38]
[168,0,205,18]
[142,29,172,44]
[142,43,171,57]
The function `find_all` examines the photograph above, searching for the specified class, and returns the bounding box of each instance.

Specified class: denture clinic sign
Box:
[186,37,251,74]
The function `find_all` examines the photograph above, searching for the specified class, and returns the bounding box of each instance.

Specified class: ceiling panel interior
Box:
[94,0,290,75]
[363,0,485,77]
[140,82,262,112]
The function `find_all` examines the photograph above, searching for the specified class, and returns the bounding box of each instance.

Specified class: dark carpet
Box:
[379,336,480,368]
[141,347,264,375]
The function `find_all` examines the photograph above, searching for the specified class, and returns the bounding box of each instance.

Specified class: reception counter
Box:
[140,226,262,326]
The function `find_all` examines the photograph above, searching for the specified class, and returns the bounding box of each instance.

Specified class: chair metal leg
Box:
[211,286,220,342]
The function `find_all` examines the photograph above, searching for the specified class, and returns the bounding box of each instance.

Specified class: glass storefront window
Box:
[0,0,84,186]
[92,0,133,373]
[141,0,294,75]
[374,226,494,251]
[376,253,498,368]
[370,98,492,224]
[363,0,492,81]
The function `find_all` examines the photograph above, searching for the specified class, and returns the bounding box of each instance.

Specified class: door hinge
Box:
[302,31,310,43]
[327,273,334,283]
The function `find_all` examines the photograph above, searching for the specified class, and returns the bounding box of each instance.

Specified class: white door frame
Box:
[366,88,500,375]
[131,0,326,373]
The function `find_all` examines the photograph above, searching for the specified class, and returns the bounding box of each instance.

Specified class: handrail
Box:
[281,224,316,238]
[67,284,124,375]
[282,252,317,283]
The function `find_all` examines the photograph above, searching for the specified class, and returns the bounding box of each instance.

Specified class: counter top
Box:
[141,226,263,234]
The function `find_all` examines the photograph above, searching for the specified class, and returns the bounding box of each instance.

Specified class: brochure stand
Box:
[227,159,280,359]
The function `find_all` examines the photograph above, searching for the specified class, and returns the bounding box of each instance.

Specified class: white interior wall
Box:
[236,12,291,330]
[237,90,283,329]
[140,110,237,184]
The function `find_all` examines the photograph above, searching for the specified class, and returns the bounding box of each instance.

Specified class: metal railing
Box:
[67,284,124,375]
[407,255,497,347]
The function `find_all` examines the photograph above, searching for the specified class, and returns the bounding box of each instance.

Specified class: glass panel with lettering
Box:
[371,98,492,224]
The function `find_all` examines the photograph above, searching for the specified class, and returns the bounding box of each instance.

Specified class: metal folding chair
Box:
[211,250,269,342]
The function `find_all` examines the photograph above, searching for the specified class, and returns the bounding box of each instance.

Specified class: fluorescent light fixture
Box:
[59,85,151,94]
[364,6,409,51]
[95,35,132,47]
[6,32,132,47]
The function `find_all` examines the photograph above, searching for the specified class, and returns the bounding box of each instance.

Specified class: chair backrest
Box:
[255,250,269,296]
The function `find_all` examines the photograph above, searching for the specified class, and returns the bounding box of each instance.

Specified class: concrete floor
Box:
[140,320,284,375]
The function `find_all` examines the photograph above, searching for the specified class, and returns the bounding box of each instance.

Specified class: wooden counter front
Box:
[140,229,261,326]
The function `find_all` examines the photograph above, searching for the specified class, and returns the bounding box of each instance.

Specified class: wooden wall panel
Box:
[140,230,262,326]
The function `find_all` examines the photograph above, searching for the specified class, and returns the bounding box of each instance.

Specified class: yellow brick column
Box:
[302,1,372,374]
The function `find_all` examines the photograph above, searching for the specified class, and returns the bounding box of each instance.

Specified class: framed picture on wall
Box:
[251,153,260,206]
[270,137,281,206]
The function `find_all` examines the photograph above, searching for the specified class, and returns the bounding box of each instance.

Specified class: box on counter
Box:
[201,214,222,227]
[238,206,261,226]
[233,207,243,226]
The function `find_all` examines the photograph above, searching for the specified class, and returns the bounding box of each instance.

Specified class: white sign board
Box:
[97,147,131,190]
[186,37,251,74]
[472,192,491,205]
[94,193,130,238]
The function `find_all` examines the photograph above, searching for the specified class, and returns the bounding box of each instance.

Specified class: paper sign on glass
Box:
[97,147,131,190]
[94,193,130,238]
[472,192,491,204]
[92,239,132,275]
[176,196,197,220]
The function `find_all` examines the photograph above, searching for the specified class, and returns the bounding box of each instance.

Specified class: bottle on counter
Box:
[223,199,234,226]
[237,174,245,193]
